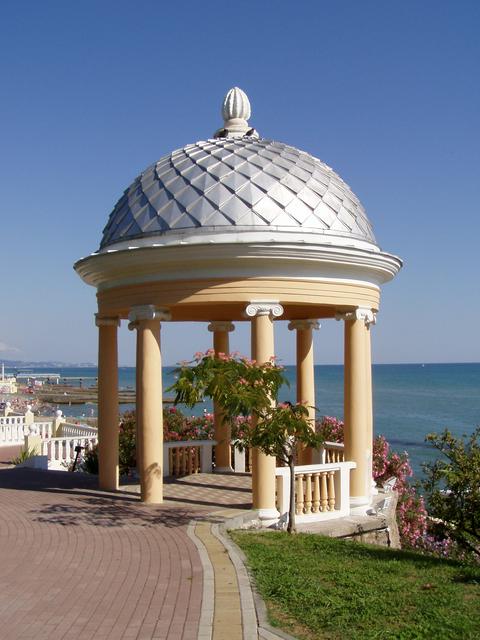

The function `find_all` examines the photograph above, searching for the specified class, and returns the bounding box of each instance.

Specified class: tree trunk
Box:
[287,456,296,534]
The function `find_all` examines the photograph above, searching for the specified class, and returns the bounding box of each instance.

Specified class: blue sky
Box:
[1,0,479,366]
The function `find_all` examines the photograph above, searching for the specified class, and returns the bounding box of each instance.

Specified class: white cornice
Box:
[74,241,402,292]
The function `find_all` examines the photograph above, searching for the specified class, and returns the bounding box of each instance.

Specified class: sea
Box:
[8,362,480,478]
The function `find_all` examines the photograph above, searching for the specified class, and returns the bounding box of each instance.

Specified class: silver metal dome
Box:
[100,137,377,252]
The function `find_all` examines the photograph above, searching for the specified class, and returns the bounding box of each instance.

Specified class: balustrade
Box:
[276,461,356,523]
[163,440,215,477]
[40,436,98,470]
[318,441,345,464]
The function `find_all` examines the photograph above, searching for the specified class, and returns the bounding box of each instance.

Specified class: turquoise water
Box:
[9,362,480,476]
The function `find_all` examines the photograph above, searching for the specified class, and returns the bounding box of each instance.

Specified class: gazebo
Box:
[74,87,402,523]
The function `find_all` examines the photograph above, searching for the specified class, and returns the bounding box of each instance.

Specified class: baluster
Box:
[328,471,336,511]
[195,447,200,473]
[175,448,180,476]
[320,472,328,512]
[169,448,173,476]
[312,473,320,513]
[187,448,193,475]
[179,448,184,476]
[182,448,188,475]
[65,440,71,463]
[304,474,312,514]
[295,474,304,515]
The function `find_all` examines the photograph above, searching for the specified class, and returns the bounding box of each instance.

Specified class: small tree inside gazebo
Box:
[170,351,324,533]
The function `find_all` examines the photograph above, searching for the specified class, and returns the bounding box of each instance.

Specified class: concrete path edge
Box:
[187,522,214,640]
[219,512,298,640]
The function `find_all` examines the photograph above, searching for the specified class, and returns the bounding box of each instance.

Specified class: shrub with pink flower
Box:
[315,416,344,443]
[316,416,429,550]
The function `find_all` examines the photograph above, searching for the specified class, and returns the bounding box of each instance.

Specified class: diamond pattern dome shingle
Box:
[100,138,377,250]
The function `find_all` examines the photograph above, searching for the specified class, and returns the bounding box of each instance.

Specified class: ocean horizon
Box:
[5,362,479,477]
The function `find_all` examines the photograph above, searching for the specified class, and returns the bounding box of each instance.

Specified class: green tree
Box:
[421,427,480,558]
[170,351,324,533]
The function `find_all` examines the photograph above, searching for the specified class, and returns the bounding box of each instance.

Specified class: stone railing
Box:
[60,423,98,438]
[0,421,27,444]
[163,440,216,477]
[0,414,25,426]
[318,441,345,464]
[33,422,54,439]
[40,436,98,471]
[275,461,356,523]
[231,444,251,473]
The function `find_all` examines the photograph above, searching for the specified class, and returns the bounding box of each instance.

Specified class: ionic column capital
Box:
[95,314,120,328]
[207,321,235,333]
[288,319,320,332]
[128,305,171,325]
[335,307,377,327]
[245,300,284,319]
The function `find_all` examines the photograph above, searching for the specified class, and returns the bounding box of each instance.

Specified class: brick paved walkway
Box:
[0,467,255,640]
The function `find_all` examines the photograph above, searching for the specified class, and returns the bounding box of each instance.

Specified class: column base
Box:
[214,466,234,473]
[258,507,280,527]
[349,496,371,516]
[99,480,119,493]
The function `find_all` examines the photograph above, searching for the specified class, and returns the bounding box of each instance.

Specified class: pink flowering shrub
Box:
[315,416,344,442]
[163,406,215,442]
[316,416,430,550]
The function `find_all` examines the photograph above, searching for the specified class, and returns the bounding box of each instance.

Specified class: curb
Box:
[187,522,214,640]
[218,515,298,640]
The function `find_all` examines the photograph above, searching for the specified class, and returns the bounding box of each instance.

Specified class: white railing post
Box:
[275,468,289,518]
[163,448,169,477]
[200,443,213,473]
[233,445,246,473]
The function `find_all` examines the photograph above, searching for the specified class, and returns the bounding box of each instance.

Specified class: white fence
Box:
[317,441,345,464]
[275,461,356,523]
[163,440,215,477]
[0,414,25,427]
[61,423,98,437]
[0,411,98,446]
[40,436,98,471]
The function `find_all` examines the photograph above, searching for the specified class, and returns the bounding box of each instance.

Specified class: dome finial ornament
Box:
[214,87,259,139]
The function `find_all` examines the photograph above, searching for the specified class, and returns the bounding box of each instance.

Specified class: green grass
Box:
[230,531,480,640]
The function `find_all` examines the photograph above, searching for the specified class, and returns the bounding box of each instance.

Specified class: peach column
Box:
[128,305,171,504]
[288,319,320,465]
[245,300,284,524]
[364,313,376,495]
[208,321,235,472]
[95,315,120,492]
[340,307,375,513]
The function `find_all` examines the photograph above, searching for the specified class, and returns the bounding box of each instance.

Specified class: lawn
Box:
[231,531,480,640]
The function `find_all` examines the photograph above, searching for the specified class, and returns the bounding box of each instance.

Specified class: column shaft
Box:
[212,329,231,471]
[365,324,374,491]
[296,327,316,465]
[344,317,370,506]
[97,322,119,491]
[135,331,143,476]
[251,313,277,514]
[137,319,163,503]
